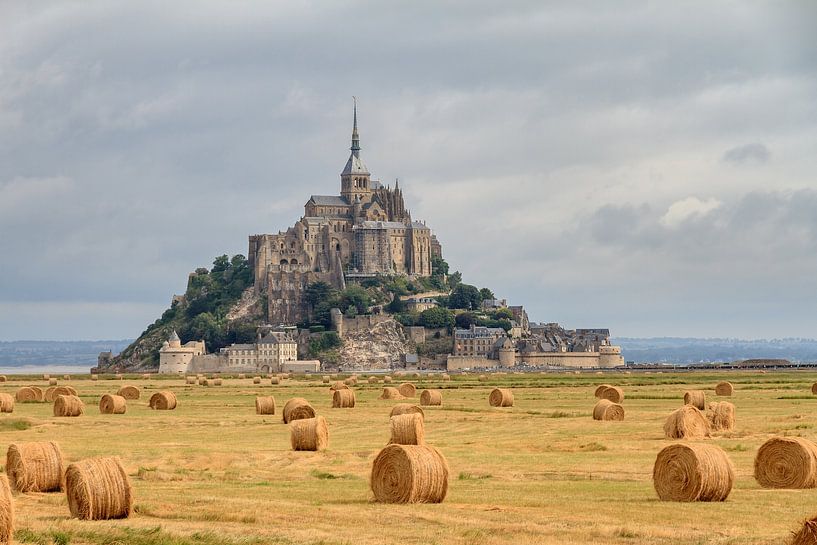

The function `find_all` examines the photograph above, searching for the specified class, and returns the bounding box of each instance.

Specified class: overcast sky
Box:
[1,1,815,341]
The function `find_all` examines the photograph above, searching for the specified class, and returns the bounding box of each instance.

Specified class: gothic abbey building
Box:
[248,106,442,325]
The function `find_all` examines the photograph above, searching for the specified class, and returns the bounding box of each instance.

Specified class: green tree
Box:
[340,285,371,315]
[448,271,462,289]
[419,307,455,329]
[492,307,514,321]
[431,255,449,276]
[448,284,481,310]
[455,312,476,329]
[479,288,495,301]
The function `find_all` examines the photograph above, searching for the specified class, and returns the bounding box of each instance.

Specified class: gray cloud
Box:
[723,143,771,164]
[0,1,816,339]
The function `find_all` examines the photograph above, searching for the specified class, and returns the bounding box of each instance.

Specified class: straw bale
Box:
[390,404,425,419]
[370,444,449,503]
[148,391,177,410]
[65,457,133,520]
[389,413,425,445]
[332,389,356,408]
[99,394,126,415]
[684,390,706,410]
[53,395,84,417]
[6,441,64,492]
[715,381,734,396]
[754,437,817,489]
[488,388,514,407]
[706,401,735,431]
[664,406,711,439]
[419,389,442,406]
[593,399,625,421]
[282,397,315,424]
[117,386,140,400]
[600,386,624,403]
[0,394,13,413]
[653,443,735,501]
[255,396,276,415]
[290,416,329,451]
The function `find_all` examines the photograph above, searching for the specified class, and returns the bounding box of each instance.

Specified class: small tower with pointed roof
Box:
[340,98,372,204]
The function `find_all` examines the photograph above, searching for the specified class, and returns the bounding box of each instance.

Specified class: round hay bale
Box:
[379,387,404,400]
[390,403,425,419]
[65,457,132,520]
[117,386,140,400]
[332,389,356,408]
[63,374,70,381]
[212,378,222,386]
[0,375,6,383]
[389,413,425,445]
[706,401,735,431]
[420,390,442,406]
[653,443,735,502]
[281,373,290,379]
[0,393,14,413]
[715,381,733,396]
[322,375,331,383]
[441,374,451,381]
[115,373,123,380]
[255,396,276,415]
[270,377,280,385]
[44,387,57,403]
[593,399,624,421]
[238,374,246,379]
[185,376,196,385]
[791,514,817,545]
[368,376,379,384]
[594,384,613,398]
[600,386,624,403]
[370,444,449,504]
[478,374,488,382]
[53,395,84,417]
[343,377,357,386]
[290,416,329,451]
[397,383,416,398]
[140,374,150,380]
[199,378,208,386]
[253,376,261,384]
[489,388,514,407]
[47,386,77,402]
[90,374,98,381]
[383,376,393,383]
[330,381,350,391]
[99,394,126,415]
[812,382,817,395]
[42,374,50,380]
[282,398,315,424]
[6,441,64,492]
[663,405,710,439]
[48,378,57,386]
[684,390,706,410]
[16,387,43,403]
[754,437,817,489]
[0,474,13,544]
[148,391,177,410]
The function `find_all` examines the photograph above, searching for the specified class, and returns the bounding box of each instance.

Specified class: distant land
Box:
[613,337,817,364]
[1,337,816,367]
[0,340,133,366]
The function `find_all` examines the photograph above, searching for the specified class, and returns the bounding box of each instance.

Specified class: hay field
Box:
[2,370,817,544]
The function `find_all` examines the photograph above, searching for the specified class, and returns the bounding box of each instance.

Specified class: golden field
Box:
[1,370,817,545]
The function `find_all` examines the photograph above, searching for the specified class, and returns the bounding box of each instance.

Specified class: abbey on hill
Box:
[247,103,441,325]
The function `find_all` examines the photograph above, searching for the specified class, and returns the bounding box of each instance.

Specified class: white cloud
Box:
[659,197,722,228]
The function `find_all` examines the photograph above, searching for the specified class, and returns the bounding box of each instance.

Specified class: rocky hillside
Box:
[337,319,413,371]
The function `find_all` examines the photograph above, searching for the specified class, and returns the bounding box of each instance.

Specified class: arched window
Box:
[290,258,298,265]
[280,259,288,265]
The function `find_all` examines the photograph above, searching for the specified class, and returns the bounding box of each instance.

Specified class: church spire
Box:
[351,96,360,157]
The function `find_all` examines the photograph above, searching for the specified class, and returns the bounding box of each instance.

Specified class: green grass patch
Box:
[0,418,33,431]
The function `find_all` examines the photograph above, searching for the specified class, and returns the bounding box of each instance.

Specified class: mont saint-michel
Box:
[100,105,622,375]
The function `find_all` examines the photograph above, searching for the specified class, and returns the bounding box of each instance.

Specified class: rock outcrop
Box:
[337,319,411,371]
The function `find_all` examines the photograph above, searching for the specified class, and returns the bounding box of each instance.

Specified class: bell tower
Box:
[340,98,372,203]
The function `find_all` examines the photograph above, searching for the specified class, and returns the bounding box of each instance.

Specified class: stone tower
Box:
[340,98,372,205]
